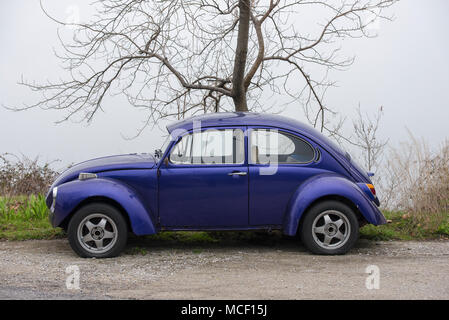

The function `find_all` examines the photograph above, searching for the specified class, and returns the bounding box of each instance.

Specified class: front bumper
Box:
[48,209,56,227]
[46,187,58,227]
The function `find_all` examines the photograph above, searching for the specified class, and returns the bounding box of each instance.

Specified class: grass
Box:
[0,195,64,240]
[360,210,449,241]
[1,195,447,242]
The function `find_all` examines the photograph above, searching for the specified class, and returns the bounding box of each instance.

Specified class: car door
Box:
[158,127,249,228]
[248,127,324,226]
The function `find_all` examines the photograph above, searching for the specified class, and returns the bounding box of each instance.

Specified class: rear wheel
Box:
[68,203,128,258]
[299,200,359,255]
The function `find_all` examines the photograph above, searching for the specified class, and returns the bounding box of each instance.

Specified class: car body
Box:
[46,112,386,257]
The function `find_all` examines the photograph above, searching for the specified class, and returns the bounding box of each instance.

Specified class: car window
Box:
[250,129,315,164]
[169,128,245,165]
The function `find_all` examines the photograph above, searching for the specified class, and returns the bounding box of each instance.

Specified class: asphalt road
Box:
[0,237,448,299]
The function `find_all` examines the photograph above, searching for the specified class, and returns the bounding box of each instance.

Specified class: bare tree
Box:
[346,104,389,207]
[351,105,388,173]
[9,0,397,134]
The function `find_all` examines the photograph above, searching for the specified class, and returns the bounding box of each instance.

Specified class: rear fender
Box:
[283,174,386,236]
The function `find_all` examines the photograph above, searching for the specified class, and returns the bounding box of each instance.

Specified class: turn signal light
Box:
[366,184,376,196]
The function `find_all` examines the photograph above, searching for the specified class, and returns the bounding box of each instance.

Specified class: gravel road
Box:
[0,236,448,299]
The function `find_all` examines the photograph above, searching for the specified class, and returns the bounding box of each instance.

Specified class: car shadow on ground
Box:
[126,230,301,254]
[124,231,379,256]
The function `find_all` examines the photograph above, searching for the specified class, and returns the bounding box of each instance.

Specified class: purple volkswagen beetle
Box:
[46,112,385,258]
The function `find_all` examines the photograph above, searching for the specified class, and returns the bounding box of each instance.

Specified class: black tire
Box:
[299,200,359,255]
[67,203,128,258]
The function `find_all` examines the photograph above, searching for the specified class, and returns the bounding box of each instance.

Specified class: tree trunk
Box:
[233,93,248,112]
[231,0,250,112]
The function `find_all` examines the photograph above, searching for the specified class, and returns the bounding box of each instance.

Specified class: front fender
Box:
[50,178,157,235]
[283,174,386,236]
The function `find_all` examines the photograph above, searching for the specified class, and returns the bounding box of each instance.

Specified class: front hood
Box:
[51,153,156,188]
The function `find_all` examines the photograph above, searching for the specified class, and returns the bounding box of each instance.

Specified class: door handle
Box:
[228,171,247,176]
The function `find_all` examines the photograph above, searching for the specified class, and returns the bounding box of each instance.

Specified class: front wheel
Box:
[299,200,359,255]
[67,203,128,258]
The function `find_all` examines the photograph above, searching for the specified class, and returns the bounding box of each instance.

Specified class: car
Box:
[46,112,386,258]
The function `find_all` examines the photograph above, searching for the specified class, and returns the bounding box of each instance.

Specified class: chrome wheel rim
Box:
[77,213,118,254]
[312,210,351,250]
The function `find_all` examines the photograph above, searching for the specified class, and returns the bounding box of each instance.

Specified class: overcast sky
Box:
[1,0,448,168]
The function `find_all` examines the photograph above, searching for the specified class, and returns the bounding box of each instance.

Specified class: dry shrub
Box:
[381,133,449,230]
[0,153,59,196]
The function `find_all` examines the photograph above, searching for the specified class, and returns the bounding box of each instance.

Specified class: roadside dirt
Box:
[0,237,448,299]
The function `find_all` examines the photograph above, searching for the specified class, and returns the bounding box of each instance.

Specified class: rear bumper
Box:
[364,196,387,225]
[355,183,385,225]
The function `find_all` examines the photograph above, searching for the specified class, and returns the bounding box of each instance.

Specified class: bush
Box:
[0,195,64,240]
[0,195,49,221]
[381,135,449,232]
[0,153,59,196]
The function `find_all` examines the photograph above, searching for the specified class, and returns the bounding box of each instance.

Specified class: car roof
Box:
[166,112,320,138]
[166,112,350,161]
[165,112,361,180]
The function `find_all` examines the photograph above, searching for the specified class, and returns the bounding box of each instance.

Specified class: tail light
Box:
[366,183,376,197]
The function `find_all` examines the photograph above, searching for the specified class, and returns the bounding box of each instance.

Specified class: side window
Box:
[250,129,315,164]
[169,129,245,165]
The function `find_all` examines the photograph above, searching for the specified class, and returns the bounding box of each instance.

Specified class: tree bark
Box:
[231,0,250,112]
